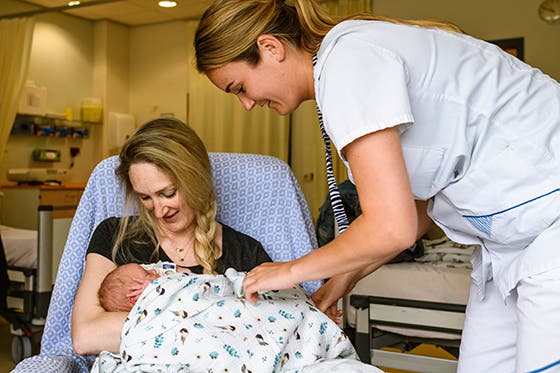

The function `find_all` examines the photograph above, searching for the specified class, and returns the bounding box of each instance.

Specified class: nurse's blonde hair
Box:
[113,117,220,274]
[195,0,464,72]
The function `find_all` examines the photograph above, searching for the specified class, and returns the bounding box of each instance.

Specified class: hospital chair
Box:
[11,152,321,373]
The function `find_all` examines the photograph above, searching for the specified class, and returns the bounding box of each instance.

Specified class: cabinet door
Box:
[40,190,83,218]
[0,189,40,230]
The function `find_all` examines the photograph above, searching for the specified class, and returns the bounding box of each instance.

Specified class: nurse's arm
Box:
[290,126,418,283]
[71,253,128,355]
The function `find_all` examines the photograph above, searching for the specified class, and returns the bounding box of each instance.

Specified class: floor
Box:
[0,318,16,372]
[0,314,43,373]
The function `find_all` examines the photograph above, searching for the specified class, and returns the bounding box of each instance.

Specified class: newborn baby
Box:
[92,266,360,373]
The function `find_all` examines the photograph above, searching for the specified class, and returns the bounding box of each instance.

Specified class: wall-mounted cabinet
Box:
[11,113,94,138]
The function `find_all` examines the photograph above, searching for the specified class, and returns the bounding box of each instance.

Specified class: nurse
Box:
[194,0,560,371]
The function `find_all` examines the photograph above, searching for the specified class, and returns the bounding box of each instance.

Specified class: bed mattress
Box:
[1,224,37,268]
[349,261,471,305]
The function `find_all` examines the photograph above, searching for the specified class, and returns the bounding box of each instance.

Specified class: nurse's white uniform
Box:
[314,20,560,373]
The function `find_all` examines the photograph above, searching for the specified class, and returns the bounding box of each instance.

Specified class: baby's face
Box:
[125,264,160,286]
[131,266,159,284]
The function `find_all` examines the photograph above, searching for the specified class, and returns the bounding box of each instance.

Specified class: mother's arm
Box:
[71,253,128,355]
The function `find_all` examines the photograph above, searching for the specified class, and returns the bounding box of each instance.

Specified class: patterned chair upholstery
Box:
[12,153,319,373]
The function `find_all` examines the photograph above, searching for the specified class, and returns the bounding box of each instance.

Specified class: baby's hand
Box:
[126,284,144,305]
[126,278,150,304]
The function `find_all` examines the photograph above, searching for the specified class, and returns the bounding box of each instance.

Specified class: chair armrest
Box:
[12,353,91,373]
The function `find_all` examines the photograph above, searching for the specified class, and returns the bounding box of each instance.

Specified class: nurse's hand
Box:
[243,261,299,304]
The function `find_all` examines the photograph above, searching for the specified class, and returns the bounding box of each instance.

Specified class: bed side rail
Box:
[350,294,465,373]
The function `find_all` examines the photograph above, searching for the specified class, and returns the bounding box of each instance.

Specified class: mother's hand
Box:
[242,261,300,303]
[72,254,128,355]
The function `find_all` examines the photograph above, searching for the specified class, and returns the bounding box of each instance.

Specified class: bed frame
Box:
[7,206,76,316]
[4,203,79,363]
[349,293,466,373]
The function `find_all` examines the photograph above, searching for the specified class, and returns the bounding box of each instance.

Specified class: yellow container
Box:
[81,105,102,123]
[64,107,73,121]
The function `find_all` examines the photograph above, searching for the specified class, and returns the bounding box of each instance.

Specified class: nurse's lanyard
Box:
[313,54,350,234]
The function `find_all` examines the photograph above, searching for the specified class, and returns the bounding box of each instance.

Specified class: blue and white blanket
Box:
[92,269,375,373]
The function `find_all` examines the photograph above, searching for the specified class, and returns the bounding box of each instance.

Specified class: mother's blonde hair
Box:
[195,0,463,72]
[113,117,220,274]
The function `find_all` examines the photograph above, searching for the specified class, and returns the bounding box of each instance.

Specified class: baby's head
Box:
[98,263,159,312]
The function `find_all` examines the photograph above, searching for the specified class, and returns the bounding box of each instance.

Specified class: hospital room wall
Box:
[291,0,560,220]
[1,0,560,212]
[128,22,189,126]
[0,8,134,186]
[373,0,560,81]
[0,9,104,186]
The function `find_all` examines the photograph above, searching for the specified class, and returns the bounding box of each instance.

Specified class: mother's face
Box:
[128,162,195,235]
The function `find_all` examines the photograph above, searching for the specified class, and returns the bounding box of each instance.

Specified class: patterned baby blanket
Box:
[92,269,357,372]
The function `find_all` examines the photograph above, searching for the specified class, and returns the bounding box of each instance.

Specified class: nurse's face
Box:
[128,162,195,235]
[205,36,313,116]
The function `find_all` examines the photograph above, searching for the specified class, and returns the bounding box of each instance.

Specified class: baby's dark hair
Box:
[98,264,138,312]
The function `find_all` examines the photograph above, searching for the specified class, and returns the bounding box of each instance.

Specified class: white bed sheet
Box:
[345,261,471,339]
[1,224,37,268]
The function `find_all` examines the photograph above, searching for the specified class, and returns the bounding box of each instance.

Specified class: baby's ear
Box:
[128,294,139,305]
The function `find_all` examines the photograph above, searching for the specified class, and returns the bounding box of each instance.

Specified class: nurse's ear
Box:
[257,34,286,62]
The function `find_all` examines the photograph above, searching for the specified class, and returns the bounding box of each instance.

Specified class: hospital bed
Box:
[0,190,80,363]
[11,153,325,373]
[1,224,43,364]
[344,237,474,373]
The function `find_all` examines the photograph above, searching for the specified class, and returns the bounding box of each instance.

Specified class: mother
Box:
[71,117,271,354]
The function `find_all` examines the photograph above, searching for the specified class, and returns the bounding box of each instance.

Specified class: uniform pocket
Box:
[442,137,558,242]
[401,145,446,200]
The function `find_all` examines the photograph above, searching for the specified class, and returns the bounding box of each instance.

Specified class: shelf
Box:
[11,113,96,138]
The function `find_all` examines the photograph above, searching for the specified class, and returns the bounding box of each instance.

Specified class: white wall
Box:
[27,13,94,114]
[373,0,560,80]
[291,0,560,219]
[1,0,559,214]
[129,21,188,125]
[94,21,131,156]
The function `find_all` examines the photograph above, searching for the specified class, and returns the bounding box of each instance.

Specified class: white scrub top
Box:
[314,20,560,300]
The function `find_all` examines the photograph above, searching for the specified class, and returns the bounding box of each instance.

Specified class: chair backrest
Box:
[32,153,318,371]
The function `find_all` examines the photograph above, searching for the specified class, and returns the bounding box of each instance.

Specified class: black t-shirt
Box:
[86,217,271,274]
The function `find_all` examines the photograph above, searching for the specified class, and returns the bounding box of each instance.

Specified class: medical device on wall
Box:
[7,168,69,184]
[32,149,61,162]
[107,112,135,149]
[18,81,47,116]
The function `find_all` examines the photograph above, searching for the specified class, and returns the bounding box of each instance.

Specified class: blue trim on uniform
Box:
[465,216,493,237]
[462,188,559,237]
[464,188,560,219]
[527,357,560,373]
